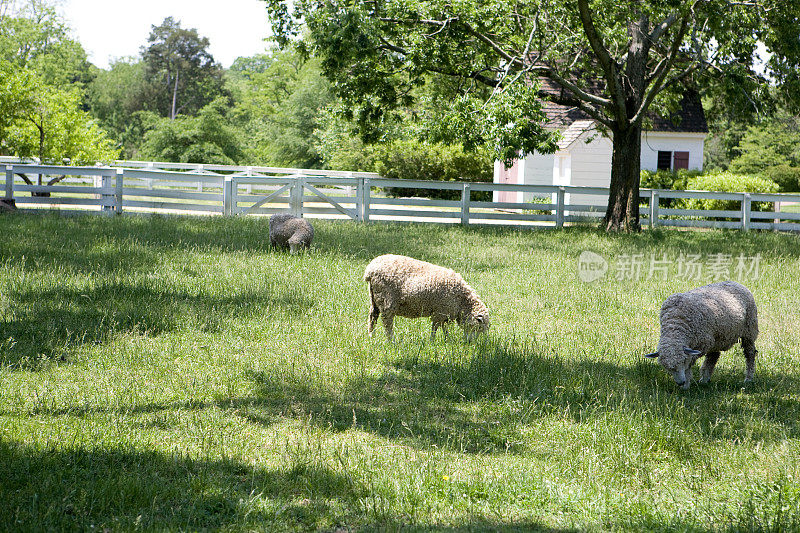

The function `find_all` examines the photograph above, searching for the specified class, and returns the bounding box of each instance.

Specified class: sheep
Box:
[269,213,314,254]
[645,280,758,390]
[363,254,490,341]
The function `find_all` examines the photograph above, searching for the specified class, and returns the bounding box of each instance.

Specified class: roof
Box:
[556,119,596,150]
[538,77,708,134]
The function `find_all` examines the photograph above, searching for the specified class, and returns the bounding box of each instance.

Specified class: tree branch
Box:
[633,15,690,125]
[576,0,626,123]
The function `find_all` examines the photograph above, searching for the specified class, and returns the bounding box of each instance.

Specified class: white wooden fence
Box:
[2,161,800,232]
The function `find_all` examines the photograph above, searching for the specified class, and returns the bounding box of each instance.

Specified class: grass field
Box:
[1,212,800,532]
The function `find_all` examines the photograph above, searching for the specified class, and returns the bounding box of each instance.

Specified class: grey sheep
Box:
[363,254,490,341]
[645,281,759,390]
[269,213,314,253]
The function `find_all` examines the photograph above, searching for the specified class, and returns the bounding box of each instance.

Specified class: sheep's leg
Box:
[368,306,380,337]
[382,313,395,341]
[430,321,439,342]
[742,339,758,382]
[700,352,721,383]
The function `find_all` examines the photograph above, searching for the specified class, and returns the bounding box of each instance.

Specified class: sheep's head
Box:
[465,310,490,338]
[645,346,701,390]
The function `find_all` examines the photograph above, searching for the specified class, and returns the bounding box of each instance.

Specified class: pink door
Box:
[498,160,520,203]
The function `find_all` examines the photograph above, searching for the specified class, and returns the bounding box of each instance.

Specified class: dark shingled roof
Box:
[538,77,708,133]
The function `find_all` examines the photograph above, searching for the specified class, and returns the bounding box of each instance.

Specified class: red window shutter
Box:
[673,151,689,170]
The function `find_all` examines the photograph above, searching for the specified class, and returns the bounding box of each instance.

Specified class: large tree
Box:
[263,0,800,231]
[141,17,227,120]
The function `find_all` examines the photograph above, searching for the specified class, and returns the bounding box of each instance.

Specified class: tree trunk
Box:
[170,69,180,120]
[604,125,641,232]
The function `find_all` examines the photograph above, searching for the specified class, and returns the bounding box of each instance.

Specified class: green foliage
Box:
[640,169,702,191]
[728,116,800,174]
[141,17,227,119]
[0,0,93,91]
[425,82,560,166]
[314,107,382,172]
[87,59,153,158]
[374,140,492,201]
[679,172,779,212]
[762,165,800,193]
[140,98,245,164]
[2,70,119,164]
[0,60,36,141]
[228,48,335,168]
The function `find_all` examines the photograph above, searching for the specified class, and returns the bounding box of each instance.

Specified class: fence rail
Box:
[2,162,800,232]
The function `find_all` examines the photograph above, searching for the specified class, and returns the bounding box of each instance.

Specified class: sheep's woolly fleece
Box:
[269,214,314,252]
[651,280,758,389]
[363,254,489,341]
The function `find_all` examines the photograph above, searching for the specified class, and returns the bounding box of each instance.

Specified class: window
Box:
[673,151,690,170]
[657,151,672,170]
[656,150,691,171]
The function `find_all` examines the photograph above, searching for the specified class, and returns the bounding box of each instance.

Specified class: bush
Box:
[679,171,779,213]
[762,165,800,192]
[640,169,702,208]
[640,169,701,191]
[373,140,493,201]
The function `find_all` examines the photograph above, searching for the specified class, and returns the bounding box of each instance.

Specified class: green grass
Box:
[1,212,800,532]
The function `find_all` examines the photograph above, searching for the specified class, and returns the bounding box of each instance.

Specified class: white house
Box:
[494,91,708,210]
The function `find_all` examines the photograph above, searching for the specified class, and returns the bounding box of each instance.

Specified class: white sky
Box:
[58,0,274,69]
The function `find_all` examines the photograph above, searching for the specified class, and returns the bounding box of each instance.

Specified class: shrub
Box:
[373,140,493,201]
[679,171,779,213]
[640,169,701,191]
[762,165,800,193]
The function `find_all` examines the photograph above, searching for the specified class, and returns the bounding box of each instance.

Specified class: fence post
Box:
[742,192,751,232]
[231,176,239,216]
[556,187,565,228]
[650,190,660,229]
[291,176,304,217]
[363,178,371,222]
[101,173,113,215]
[223,176,233,216]
[355,177,363,221]
[197,164,204,192]
[4,165,14,207]
[115,169,123,215]
[461,183,471,226]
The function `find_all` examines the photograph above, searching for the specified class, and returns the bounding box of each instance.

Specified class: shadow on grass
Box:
[6,213,800,276]
[27,336,800,454]
[0,439,365,531]
[232,336,800,451]
[0,283,313,369]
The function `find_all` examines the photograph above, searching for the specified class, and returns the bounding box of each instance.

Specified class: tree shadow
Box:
[0,283,314,369]
[232,337,800,450]
[13,336,800,451]
[0,440,365,531]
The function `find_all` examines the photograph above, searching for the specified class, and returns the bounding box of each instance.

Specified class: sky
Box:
[58,0,274,69]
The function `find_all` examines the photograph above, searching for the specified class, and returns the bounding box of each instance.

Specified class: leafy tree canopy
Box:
[0,0,93,90]
[140,97,245,165]
[141,16,228,119]
[2,70,119,164]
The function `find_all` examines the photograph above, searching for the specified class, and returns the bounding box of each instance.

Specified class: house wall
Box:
[563,134,611,212]
[640,132,706,171]
[522,152,555,202]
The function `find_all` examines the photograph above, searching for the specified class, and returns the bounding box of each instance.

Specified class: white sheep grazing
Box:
[645,280,759,390]
[363,254,490,341]
[269,213,314,254]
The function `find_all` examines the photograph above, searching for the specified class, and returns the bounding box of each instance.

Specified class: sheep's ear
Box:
[644,352,659,359]
[683,346,702,356]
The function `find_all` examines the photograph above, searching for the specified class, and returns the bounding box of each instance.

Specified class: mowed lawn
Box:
[1,212,800,532]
